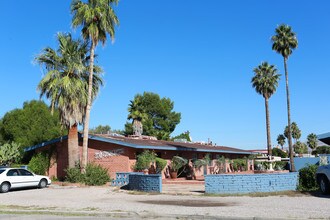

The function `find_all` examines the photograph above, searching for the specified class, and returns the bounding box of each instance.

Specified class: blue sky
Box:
[1,1,330,149]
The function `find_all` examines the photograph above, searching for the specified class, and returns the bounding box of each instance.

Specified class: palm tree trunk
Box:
[81,39,96,172]
[284,57,295,172]
[265,97,272,156]
[68,124,79,168]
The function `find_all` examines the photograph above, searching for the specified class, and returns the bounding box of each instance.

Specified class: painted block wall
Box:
[129,174,162,193]
[205,172,298,194]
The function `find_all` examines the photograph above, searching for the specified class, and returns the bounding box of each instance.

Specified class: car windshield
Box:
[0,169,5,174]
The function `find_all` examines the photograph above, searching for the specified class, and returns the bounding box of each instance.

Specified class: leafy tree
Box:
[307,133,318,150]
[36,33,103,168]
[277,134,286,149]
[172,131,192,142]
[272,147,288,158]
[125,92,181,140]
[251,62,280,156]
[0,142,21,166]
[272,24,298,171]
[71,0,119,171]
[284,122,301,143]
[294,141,308,154]
[312,146,330,155]
[0,100,64,148]
[90,125,111,134]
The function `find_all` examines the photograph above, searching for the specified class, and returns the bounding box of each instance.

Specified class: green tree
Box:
[272,24,298,171]
[284,122,301,144]
[125,92,181,140]
[0,142,21,166]
[90,125,111,134]
[272,147,288,158]
[307,133,318,150]
[251,62,280,156]
[0,100,64,148]
[127,96,147,136]
[294,141,308,154]
[277,134,286,149]
[36,33,103,168]
[71,0,119,171]
[172,131,192,142]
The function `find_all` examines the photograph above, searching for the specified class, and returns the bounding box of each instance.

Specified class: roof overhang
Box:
[317,132,330,145]
[25,134,252,155]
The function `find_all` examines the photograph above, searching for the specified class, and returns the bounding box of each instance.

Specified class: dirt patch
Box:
[138,200,235,207]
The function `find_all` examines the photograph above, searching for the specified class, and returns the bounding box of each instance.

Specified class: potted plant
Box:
[169,156,187,179]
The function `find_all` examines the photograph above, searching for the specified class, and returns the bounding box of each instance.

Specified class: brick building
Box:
[25,134,252,179]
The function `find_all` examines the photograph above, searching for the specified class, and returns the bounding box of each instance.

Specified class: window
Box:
[7,169,19,176]
[18,169,33,176]
[0,169,5,174]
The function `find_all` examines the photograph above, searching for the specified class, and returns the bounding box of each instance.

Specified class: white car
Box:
[0,168,51,193]
[316,164,330,194]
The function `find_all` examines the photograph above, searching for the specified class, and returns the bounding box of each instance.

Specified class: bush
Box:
[65,165,84,183]
[312,146,330,155]
[272,148,288,158]
[155,157,167,174]
[232,158,247,171]
[84,163,110,186]
[134,150,156,171]
[298,164,318,191]
[28,152,50,175]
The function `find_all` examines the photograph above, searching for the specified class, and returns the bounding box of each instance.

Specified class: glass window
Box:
[18,169,33,176]
[7,169,19,176]
[0,169,5,174]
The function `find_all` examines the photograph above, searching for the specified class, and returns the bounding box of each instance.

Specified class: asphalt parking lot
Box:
[0,184,329,219]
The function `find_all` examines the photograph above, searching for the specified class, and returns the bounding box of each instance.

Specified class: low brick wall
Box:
[129,174,162,193]
[205,172,298,194]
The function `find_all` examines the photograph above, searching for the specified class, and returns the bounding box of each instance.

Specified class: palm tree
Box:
[71,0,119,170]
[128,96,147,136]
[252,62,280,156]
[277,134,286,149]
[271,24,298,171]
[307,133,318,151]
[36,33,103,168]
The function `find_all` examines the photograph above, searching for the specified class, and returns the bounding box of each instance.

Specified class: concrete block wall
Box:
[129,174,162,193]
[111,172,141,187]
[205,172,298,194]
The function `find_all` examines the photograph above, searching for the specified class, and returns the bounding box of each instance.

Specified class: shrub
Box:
[232,158,247,171]
[65,165,84,183]
[134,150,156,171]
[155,157,167,174]
[298,164,318,191]
[28,152,50,175]
[170,156,187,172]
[84,163,110,186]
[312,146,330,155]
[272,148,288,158]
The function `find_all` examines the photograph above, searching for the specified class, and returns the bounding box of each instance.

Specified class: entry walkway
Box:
[162,178,205,195]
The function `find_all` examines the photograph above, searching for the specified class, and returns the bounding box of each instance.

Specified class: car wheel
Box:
[0,182,10,193]
[320,176,330,194]
[39,179,48,189]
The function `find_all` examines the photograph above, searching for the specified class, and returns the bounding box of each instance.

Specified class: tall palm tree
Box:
[271,24,298,171]
[71,0,119,170]
[36,33,103,168]
[128,96,147,136]
[252,62,280,156]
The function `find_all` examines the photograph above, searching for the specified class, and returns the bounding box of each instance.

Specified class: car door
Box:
[17,169,39,187]
[6,169,25,189]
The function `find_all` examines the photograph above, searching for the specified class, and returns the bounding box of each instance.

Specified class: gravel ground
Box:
[0,184,330,219]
